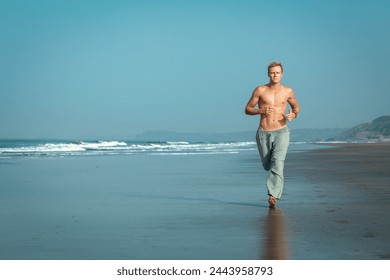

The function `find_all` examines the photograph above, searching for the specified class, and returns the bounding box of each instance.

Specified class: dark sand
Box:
[283,143,390,259]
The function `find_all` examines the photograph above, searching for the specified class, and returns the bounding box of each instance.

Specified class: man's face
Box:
[268,66,283,83]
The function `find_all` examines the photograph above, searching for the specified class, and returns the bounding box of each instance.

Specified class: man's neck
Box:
[267,82,282,89]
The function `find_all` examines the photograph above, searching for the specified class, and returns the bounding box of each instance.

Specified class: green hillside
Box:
[337,116,390,141]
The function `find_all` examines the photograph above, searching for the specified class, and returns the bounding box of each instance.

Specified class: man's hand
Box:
[283,109,295,121]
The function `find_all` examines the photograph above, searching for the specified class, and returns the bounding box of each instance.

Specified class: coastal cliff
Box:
[336,116,390,142]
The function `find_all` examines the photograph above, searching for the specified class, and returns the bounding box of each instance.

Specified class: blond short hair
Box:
[268,61,283,73]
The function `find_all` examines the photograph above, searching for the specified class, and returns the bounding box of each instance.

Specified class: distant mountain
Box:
[134,128,347,143]
[336,115,390,141]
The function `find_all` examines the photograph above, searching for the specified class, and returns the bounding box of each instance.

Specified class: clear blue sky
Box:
[1,0,389,139]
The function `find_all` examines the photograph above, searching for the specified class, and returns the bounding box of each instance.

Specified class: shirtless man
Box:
[245,61,300,208]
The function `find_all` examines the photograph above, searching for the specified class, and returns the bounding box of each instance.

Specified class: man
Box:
[245,61,300,208]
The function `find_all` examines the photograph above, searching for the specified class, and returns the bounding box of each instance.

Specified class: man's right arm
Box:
[245,88,262,115]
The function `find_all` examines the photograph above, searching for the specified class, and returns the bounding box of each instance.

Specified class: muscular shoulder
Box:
[281,85,293,92]
[253,85,268,96]
[281,85,295,97]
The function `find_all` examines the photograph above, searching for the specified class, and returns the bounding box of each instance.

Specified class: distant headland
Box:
[334,115,390,142]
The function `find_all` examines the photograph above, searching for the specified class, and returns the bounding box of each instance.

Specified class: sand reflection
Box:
[261,208,288,259]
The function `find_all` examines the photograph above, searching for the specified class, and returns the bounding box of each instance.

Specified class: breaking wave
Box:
[0,140,257,158]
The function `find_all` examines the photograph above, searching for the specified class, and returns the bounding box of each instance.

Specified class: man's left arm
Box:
[284,89,300,121]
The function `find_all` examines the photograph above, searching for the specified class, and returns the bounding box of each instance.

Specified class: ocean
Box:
[0,139,327,159]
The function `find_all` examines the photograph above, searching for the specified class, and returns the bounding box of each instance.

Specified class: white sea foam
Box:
[0,140,257,157]
[78,141,127,150]
[126,142,256,153]
[0,140,128,156]
[314,141,348,144]
[0,143,86,154]
[166,141,189,145]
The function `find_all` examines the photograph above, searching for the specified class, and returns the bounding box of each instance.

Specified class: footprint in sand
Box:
[327,208,341,213]
[364,231,375,238]
[378,253,390,259]
[334,220,350,224]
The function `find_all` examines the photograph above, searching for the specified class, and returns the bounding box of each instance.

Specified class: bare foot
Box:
[268,196,277,208]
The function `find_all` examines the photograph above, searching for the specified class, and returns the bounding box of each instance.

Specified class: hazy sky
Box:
[1,0,389,139]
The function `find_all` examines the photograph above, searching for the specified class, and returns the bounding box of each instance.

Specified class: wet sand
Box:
[288,142,390,191]
[0,153,275,260]
[283,143,390,259]
[0,143,389,260]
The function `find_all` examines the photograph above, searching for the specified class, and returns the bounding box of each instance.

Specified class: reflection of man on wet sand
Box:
[262,208,288,259]
[245,61,300,208]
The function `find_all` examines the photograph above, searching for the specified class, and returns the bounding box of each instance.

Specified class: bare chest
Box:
[259,90,288,107]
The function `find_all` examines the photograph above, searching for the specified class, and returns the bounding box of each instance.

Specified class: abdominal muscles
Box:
[260,107,287,131]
